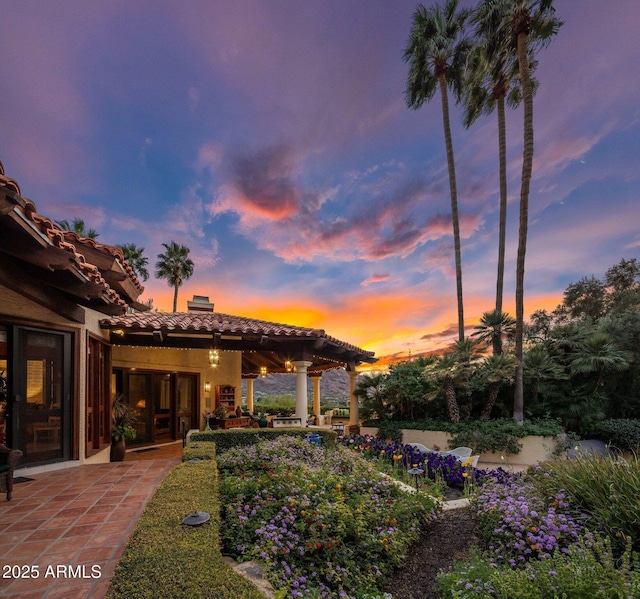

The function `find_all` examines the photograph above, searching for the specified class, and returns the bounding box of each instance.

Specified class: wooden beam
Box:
[0,258,86,323]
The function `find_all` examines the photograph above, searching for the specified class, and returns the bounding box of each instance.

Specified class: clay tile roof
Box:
[102,311,375,358]
[0,176,138,314]
[59,231,145,295]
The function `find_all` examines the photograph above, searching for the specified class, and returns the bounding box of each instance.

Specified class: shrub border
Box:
[106,444,265,599]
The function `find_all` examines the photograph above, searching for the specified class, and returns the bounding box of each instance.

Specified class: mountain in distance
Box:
[241,368,352,403]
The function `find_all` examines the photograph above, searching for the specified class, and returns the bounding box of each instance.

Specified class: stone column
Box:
[245,377,256,413]
[293,361,312,421]
[310,374,322,419]
[348,370,359,427]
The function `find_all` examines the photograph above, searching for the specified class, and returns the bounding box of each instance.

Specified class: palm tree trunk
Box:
[172,284,179,312]
[495,94,507,322]
[439,73,465,342]
[513,30,534,425]
[444,375,460,423]
[480,383,499,420]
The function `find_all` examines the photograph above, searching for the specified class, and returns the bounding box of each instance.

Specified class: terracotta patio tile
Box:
[38,550,82,567]
[77,546,117,563]
[10,539,55,557]
[84,531,129,548]
[6,518,46,532]
[44,583,97,599]
[56,508,89,520]
[75,512,109,525]
[25,527,67,543]
[95,520,130,534]
[2,589,47,599]
[63,523,101,538]
[42,516,79,529]
[44,536,88,553]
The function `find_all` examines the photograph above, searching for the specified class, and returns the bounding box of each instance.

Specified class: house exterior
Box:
[0,165,375,472]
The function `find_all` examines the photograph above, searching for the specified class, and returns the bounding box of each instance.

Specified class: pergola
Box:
[100,310,377,423]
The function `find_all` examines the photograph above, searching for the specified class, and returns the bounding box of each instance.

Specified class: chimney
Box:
[187,295,214,313]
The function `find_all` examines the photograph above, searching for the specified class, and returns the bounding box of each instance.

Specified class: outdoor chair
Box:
[446,447,473,460]
[0,446,23,501]
[406,442,434,455]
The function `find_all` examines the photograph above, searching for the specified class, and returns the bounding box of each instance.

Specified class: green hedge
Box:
[106,455,264,599]
[190,427,337,453]
[182,440,217,462]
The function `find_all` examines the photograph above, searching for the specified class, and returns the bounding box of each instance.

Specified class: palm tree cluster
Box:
[404,0,562,423]
[358,259,640,437]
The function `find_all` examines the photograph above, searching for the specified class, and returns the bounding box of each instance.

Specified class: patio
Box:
[0,444,181,599]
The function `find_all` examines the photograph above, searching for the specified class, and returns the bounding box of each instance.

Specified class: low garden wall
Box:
[360,427,558,468]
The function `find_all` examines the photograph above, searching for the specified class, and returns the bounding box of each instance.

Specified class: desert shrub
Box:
[528,456,640,553]
[590,418,640,452]
[438,535,640,598]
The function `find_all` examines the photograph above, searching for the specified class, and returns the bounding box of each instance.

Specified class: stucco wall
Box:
[360,426,558,467]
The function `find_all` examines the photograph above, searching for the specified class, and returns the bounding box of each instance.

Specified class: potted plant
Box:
[111,393,137,462]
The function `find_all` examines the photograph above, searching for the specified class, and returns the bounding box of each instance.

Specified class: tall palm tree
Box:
[480,0,561,424]
[55,218,99,239]
[471,309,516,355]
[513,0,562,424]
[117,243,149,281]
[466,2,535,315]
[404,0,472,343]
[155,242,194,312]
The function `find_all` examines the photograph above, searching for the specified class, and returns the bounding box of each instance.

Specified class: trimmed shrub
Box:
[182,440,217,462]
[106,459,264,599]
[590,418,640,453]
[190,427,337,453]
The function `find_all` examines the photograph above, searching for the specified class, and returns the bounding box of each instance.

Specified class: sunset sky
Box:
[1,0,638,367]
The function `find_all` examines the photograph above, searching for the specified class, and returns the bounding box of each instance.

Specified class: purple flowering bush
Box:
[438,462,640,598]
[472,473,587,566]
[217,435,438,598]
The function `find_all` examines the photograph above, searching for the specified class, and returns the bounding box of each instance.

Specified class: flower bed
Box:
[341,434,485,492]
[437,458,640,597]
[217,435,438,598]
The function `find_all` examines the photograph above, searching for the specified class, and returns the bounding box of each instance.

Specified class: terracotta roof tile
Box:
[102,311,375,358]
[1,176,135,313]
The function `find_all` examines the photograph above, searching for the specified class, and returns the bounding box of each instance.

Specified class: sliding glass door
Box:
[11,327,72,465]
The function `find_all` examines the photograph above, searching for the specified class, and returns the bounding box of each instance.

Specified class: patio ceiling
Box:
[101,311,376,376]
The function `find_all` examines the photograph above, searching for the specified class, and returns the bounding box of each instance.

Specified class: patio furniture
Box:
[406,442,434,455]
[446,447,473,460]
[0,446,23,501]
[272,417,303,428]
[330,422,345,435]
